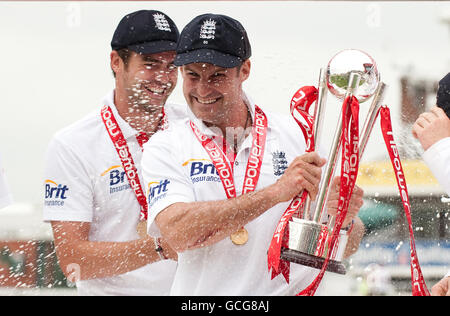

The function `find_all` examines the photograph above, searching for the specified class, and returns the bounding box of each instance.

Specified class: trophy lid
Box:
[326,49,380,103]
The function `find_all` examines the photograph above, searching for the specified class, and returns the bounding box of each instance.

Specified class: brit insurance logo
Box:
[182,159,221,184]
[147,179,170,208]
[44,179,69,206]
[101,165,131,195]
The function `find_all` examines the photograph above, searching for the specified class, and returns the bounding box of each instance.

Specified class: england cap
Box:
[437,72,450,118]
[174,13,251,68]
[111,10,179,54]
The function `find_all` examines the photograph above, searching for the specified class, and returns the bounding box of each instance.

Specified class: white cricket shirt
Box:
[0,153,12,209]
[142,94,324,296]
[422,137,450,196]
[43,90,184,296]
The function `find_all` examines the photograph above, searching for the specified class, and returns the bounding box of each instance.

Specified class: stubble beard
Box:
[123,81,167,132]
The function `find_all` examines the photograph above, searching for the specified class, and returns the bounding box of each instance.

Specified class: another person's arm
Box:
[412,106,450,196]
[51,221,176,281]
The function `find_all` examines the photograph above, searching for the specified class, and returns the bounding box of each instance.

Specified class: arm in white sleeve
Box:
[422,137,450,196]
[0,154,12,209]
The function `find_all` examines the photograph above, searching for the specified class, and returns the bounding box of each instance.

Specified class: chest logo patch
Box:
[272,151,288,176]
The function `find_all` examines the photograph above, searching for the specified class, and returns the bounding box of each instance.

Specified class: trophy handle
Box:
[359,82,387,157]
[302,68,328,221]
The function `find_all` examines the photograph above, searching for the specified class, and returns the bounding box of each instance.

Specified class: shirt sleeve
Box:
[43,137,94,222]
[0,154,12,209]
[422,137,450,196]
[142,132,195,236]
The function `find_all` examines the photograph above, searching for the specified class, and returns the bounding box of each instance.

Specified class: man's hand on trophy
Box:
[412,106,450,151]
[326,176,364,227]
[272,152,326,203]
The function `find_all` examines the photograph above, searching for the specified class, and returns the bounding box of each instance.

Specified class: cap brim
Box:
[174,48,243,68]
[128,40,177,55]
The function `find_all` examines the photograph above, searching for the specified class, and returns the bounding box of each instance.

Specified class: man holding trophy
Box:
[142,13,365,295]
[413,73,450,296]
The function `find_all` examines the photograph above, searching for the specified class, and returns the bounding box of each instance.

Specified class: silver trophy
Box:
[280,49,387,274]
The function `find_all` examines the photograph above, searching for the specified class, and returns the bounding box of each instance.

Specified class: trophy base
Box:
[280,247,347,275]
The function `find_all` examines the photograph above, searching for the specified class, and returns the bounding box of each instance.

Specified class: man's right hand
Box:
[272,152,326,203]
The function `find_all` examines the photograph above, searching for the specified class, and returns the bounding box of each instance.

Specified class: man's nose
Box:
[155,70,170,84]
[196,79,214,97]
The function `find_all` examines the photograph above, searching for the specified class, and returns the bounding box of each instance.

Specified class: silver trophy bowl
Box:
[327,49,380,103]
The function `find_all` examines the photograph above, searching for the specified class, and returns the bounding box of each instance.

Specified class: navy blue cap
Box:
[437,73,450,118]
[174,13,251,68]
[111,10,179,54]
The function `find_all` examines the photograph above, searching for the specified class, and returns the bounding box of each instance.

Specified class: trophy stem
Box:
[327,82,387,231]
[311,72,362,224]
[359,82,387,156]
[302,68,328,220]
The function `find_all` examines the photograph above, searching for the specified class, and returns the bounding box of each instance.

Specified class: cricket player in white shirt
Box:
[142,13,365,296]
[43,10,184,296]
[0,153,12,209]
[413,72,450,296]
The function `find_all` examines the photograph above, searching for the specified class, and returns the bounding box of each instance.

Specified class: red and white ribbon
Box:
[189,105,268,199]
[101,105,167,221]
[379,106,429,296]
[297,95,360,296]
[268,86,318,283]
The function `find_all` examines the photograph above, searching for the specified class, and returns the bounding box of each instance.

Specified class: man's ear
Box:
[240,59,251,82]
[110,50,121,77]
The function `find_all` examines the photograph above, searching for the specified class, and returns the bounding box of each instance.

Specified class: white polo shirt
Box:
[43,90,185,296]
[0,153,12,209]
[142,94,324,296]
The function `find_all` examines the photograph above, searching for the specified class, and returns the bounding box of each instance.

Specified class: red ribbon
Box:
[189,105,268,200]
[379,106,430,296]
[297,95,360,296]
[268,86,318,283]
[101,105,151,221]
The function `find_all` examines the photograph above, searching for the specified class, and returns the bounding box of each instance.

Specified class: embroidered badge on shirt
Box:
[272,151,288,176]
